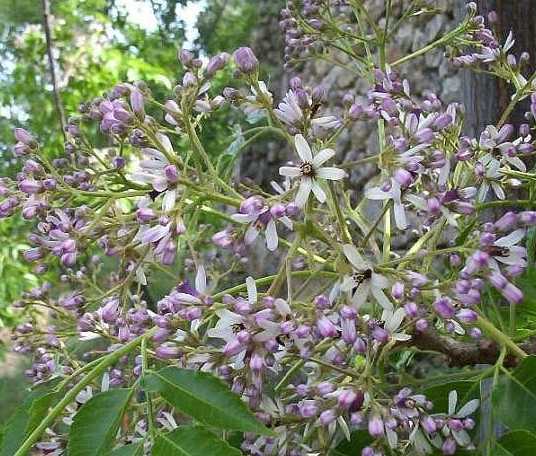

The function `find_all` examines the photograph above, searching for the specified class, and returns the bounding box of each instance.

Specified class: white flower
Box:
[366,178,408,230]
[130,133,179,212]
[274,90,303,126]
[489,228,527,270]
[340,244,393,311]
[382,308,411,341]
[206,277,257,343]
[279,134,346,207]
[447,390,480,446]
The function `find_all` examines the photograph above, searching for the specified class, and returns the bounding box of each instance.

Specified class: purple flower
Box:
[233,47,258,74]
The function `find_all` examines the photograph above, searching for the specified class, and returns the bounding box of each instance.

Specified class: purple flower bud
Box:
[449,253,462,267]
[294,324,311,338]
[480,232,496,246]
[179,49,194,66]
[415,128,434,143]
[164,164,179,183]
[456,309,478,323]
[489,271,508,290]
[494,211,518,231]
[317,381,335,396]
[289,76,302,90]
[136,208,155,223]
[312,85,327,104]
[391,282,405,300]
[464,417,476,429]
[14,128,36,146]
[421,416,437,434]
[183,72,196,87]
[433,113,453,130]
[233,47,258,74]
[270,203,286,218]
[353,337,367,353]
[520,211,536,225]
[285,202,300,217]
[206,53,228,76]
[348,103,364,120]
[101,299,119,323]
[223,339,245,357]
[394,169,412,188]
[19,179,43,194]
[317,316,338,338]
[314,294,330,309]
[155,344,181,359]
[361,447,375,456]
[416,319,428,332]
[320,409,337,425]
[299,400,318,418]
[249,352,264,372]
[130,90,145,118]
[434,297,456,319]
[442,437,457,455]
[502,283,524,304]
[372,326,389,344]
[368,415,384,437]
[404,301,418,318]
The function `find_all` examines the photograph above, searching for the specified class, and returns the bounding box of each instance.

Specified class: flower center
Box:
[231,323,245,334]
[300,161,315,177]
[352,269,372,285]
[486,246,509,257]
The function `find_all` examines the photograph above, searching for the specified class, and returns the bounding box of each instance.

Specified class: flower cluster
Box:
[3,2,536,455]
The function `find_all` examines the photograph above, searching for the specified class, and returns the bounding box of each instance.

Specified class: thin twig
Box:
[41,0,66,139]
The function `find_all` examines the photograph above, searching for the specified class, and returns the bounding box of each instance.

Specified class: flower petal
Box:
[495,229,525,247]
[311,179,327,203]
[312,148,335,167]
[265,219,278,251]
[295,178,312,207]
[279,166,301,178]
[294,134,313,162]
[316,167,346,180]
[343,244,366,270]
[246,276,257,304]
[195,265,207,294]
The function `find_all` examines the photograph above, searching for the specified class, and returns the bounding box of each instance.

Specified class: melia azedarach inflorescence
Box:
[5,1,536,455]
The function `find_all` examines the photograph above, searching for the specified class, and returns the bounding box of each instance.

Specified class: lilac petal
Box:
[265,219,278,251]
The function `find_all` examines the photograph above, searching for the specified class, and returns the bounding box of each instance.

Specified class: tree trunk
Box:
[458,0,536,136]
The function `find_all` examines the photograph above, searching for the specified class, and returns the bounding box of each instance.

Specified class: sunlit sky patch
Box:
[115,0,207,47]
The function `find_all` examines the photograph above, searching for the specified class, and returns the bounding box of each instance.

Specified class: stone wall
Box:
[240,0,462,194]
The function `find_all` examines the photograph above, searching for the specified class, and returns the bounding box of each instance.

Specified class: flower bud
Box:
[233,47,259,74]
[130,90,145,118]
[206,53,228,76]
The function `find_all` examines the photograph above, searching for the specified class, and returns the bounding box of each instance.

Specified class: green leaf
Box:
[331,430,373,455]
[144,367,272,435]
[67,388,133,456]
[152,426,241,456]
[424,380,480,413]
[0,386,58,456]
[495,430,536,455]
[493,356,536,432]
[108,441,144,456]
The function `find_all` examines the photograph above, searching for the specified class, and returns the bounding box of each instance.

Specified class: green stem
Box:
[14,328,156,456]
[476,316,527,359]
